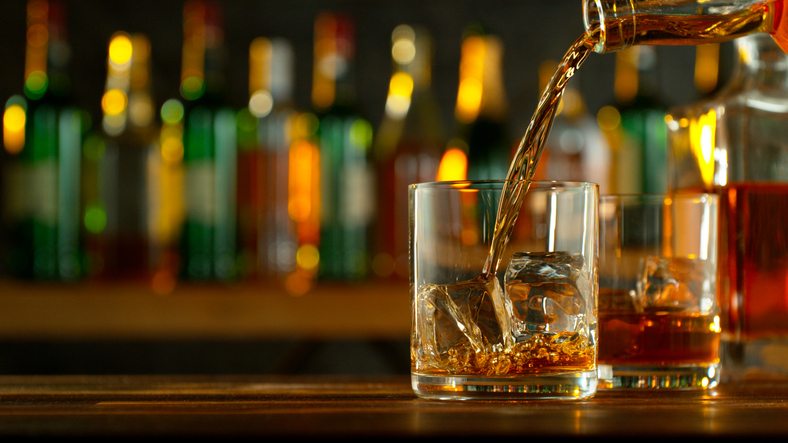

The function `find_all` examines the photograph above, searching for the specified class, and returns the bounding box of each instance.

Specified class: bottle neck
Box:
[734,32,788,88]
[479,36,508,121]
[584,0,636,53]
[454,33,508,124]
[25,0,71,102]
[180,0,226,104]
[312,12,356,112]
[269,39,294,106]
[103,33,156,135]
[399,25,433,91]
[127,35,155,131]
[614,46,660,106]
[249,37,294,115]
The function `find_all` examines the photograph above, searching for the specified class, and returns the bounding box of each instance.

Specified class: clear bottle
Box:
[312,11,375,281]
[534,59,611,194]
[448,27,510,181]
[179,0,238,281]
[2,0,84,281]
[667,33,788,377]
[372,24,444,280]
[583,0,788,53]
[91,32,160,282]
[237,37,298,281]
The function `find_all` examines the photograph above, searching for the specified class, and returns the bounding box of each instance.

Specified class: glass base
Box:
[597,362,721,389]
[411,370,598,400]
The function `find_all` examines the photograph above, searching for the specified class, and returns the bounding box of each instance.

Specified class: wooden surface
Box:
[0,280,411,340]
[0,374,787,438]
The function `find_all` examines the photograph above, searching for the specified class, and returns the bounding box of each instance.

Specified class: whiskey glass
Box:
[597,193,720,389]
[410,180,598,400]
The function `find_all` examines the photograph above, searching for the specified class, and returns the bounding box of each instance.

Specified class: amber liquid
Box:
[598,290,720,365]
[719,182,788,340]
[483,30,598,278]
[413,332,595,376]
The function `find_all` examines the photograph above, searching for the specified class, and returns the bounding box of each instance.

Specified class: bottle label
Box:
[34,160,59,224]
[184,160,216,225]
[2,162,27,222]
[3,161,59,225]
[341,163,374,227]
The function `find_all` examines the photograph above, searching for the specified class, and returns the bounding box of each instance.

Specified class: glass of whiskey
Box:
[410,180,599,400]
[598,193,720,389]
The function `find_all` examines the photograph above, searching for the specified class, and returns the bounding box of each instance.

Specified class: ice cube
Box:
[413,276,512,373]
[504,252,588,339]
[635,256,715,313]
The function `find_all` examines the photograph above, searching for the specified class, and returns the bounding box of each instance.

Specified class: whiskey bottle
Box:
[667,33,788,377]
[372,24,444,280]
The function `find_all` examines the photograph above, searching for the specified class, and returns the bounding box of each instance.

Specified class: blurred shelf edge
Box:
[0,279,411,342]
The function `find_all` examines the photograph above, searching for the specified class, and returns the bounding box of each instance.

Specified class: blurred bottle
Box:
[534,60,611,193]
[446,27,510,181]
[150,98,186,294]
[372,24,444,280]
[2,0,84,280]
[608,46,668,194]
[311,12,374,280]
[237,37,298,281]
[85,32,161,282]
[667,33,788,378]
[285,112,322,294]
[179,0,238,281]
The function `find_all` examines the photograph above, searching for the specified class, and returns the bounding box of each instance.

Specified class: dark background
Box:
[0,0,735,375]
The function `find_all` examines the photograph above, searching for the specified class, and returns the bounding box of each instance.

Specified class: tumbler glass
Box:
[597,193,720,389]
[410,180,599,400]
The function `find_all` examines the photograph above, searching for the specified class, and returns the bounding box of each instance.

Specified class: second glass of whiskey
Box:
[597,193,720,389]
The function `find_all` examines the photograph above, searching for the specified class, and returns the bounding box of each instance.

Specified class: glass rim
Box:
[409,179,599,190]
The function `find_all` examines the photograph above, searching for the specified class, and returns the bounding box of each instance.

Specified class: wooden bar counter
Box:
[0,374,786,438]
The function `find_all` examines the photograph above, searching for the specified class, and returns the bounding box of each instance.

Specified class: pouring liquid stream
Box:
[481,28,600,280]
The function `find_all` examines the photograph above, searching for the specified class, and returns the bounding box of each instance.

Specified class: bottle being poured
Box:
[582,0,788,54]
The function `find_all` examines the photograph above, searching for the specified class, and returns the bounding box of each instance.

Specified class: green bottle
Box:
[311,12,375,280]
[2,0,84,281]
[179,0,237,281]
